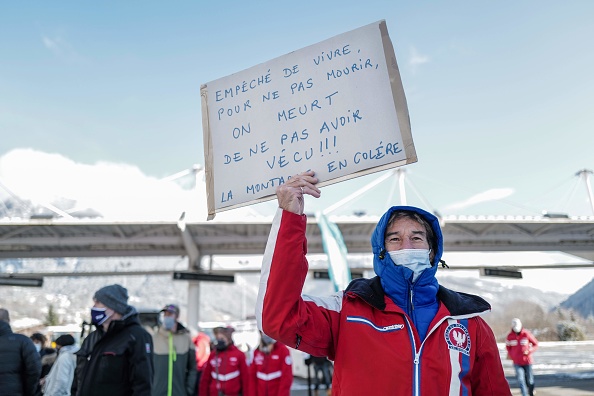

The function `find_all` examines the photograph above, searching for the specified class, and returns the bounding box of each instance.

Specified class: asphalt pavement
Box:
[509,374,594,396]
[289,373,594,395]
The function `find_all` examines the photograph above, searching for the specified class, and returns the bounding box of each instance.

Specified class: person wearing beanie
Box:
[0,308,10,322]
[55,335,76,347]
[0,307,42,396]
[42,334,79,396]
[506,318,539,396]
[93,284,131,315]
[257,170,511,395]
[75,284,154,396]
[149,303,196,396]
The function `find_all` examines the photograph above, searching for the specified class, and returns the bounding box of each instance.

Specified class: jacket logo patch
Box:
[445,323,471,356]
[346,316,404,332]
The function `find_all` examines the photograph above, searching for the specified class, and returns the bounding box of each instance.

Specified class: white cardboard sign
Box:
[201,20,416,219]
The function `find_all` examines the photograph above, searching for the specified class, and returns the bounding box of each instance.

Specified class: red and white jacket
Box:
[506,328,538,365]
[249,342,293,396]
[257,209,511,396]
[199,344,249,396]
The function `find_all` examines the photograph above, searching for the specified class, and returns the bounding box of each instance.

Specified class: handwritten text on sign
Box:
[201,20,416,216]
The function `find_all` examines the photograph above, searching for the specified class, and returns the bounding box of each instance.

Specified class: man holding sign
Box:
[256,170,511,395]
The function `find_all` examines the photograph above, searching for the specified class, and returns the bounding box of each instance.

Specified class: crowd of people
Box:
[0,284,297,396]
[2,171,546,395]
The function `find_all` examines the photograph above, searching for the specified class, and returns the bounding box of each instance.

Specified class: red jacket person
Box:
[506,318,538,396]
[199,327,249,396]
[257,170,511,395]
[249,332,293,396]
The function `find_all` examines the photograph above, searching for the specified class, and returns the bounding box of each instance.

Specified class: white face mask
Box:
[162,316,176,331]
[388,249,432,282]
[34,343,42,353]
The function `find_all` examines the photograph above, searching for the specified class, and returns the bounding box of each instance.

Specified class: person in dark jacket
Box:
[75,284,154,396]
[305,355,332,396]
[0,308,42,396]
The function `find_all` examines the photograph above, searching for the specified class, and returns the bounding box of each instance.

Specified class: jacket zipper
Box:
[404,316,420,396]
[410,316,451,396]
[414,351,421,396]
[409,287,416,331]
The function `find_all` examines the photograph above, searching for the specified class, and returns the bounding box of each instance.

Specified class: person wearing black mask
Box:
[75,284,154,396]
[199,326,248,396]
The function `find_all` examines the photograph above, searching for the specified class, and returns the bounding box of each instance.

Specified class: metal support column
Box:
[187,281,201,331]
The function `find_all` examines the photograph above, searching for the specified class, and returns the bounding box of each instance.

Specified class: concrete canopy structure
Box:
[2,215,594,263]
[2,213,594,329]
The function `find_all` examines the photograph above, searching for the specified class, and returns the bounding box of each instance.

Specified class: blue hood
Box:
[371,205,443,277]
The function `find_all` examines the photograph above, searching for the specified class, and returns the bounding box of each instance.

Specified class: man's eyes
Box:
[386,237,424,243]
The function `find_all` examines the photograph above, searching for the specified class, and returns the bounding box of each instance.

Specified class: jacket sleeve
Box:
[185,337,198,396]
[505,333,512,355]
[240,351,250,396]
[527,330,538,352]
[44,352,76,396]
[279,345,293,395]
[256,209,341,359]
[248,355,258,396]
[22,338,42,396]
[129,328,154,395]
[199,353,213,396]
[470,318,512,396]
[75,333,93,396]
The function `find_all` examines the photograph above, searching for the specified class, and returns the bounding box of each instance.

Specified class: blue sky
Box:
[1,1,594,218]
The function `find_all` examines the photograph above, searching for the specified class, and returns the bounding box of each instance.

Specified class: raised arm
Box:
[256,171,342,359]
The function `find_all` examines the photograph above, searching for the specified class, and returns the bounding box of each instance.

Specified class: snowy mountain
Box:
[560,278,594,319]
[436,272,567,313]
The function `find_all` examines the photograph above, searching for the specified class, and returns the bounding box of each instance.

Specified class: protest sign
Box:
[201,20,416,219]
